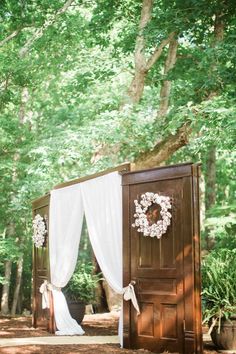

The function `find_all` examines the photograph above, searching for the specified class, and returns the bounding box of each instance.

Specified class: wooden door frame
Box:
[32,193,55,332]
[122,162,202,353]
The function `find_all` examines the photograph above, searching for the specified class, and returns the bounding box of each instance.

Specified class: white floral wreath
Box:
[32,214,47,248]
[132,192,172,238]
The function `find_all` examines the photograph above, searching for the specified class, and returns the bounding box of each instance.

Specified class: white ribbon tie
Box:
[123,283,140,315]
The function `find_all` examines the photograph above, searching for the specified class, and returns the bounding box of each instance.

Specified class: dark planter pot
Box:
[211,317,236,351]
[67,300,86,324]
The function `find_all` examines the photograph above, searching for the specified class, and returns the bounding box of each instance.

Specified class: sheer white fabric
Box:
[81,172,123,293]
[49,184,84,335]
[81,172,124,344]
[52,289,84,335]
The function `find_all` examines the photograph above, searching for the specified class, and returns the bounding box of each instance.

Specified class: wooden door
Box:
[32,194,54,332]
[123,163,202,353]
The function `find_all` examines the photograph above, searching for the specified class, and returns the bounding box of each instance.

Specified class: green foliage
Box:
[78,220,93,264]
[202,249,236,329]
[0,231,21,269]
[202,203,236,251]
[64,262,101,304]
[212,221,236,250]
[0,0,236,312]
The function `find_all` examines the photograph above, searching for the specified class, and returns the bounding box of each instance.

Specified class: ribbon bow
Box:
[123,282,140,315]
[39,280,51,309]
[39,280,60,309]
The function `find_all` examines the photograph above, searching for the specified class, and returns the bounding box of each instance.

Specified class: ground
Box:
[0,313,219,354]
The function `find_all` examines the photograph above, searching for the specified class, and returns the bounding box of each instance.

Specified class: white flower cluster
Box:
[32,214,47,248]
[132,192,172,238]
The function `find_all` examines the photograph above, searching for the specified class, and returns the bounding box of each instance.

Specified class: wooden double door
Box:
[123,163,202,353]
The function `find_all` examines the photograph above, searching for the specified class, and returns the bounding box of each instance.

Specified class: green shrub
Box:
[64,262,102,304]
[202,249,236,331]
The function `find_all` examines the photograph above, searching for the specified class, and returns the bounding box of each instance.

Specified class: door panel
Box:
[32,196,52,331]
[130,178,184,353]
[123,163,202,354]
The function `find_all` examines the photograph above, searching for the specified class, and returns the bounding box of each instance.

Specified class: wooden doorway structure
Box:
[32,193,54,332]
[32,162,202,353]
[123,163,202,353]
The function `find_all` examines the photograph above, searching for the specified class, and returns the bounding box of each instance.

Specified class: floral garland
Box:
[32,214,47,248]
[132,192,172,238]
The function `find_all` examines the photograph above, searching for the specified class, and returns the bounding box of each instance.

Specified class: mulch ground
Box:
[0,313,119,338]
[0,313,219,353]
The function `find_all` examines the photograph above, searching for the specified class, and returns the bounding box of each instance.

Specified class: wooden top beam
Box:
[53,162,131,190]
[32,163,130,204]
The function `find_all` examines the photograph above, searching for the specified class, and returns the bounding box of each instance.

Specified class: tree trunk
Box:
[205,146,216,211]
[1,260,12,315]
[203,14,223,249]
[213,14,224,43]
[93,257,108,313]
[17,287,23,314]
[127,0,153,104]
[127,10,179,167]
[11,255,24,316]
[5,87,29,315]
[128,70,147,104]
[205,146,216,249]
[127,0,174,105]
[158,39,178,117]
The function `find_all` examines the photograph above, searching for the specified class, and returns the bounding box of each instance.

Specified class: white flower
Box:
[32,214,47,248]
[132,192,172,239]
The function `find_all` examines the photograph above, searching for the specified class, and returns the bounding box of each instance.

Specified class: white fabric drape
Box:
[51,289,84,335]
[81,172,123,294]
[81,172,140,345]
[49,184,85,335]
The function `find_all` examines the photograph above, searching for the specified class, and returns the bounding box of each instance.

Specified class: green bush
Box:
[202,249,236,331]
[64,262,101,304]
[214,222,236,250]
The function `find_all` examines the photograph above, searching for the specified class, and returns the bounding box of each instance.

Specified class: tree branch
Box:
[157,38,178,117]
[19,0,74,57]
[134,0,153,72]
[126,0,153,103]
[133,123,191,170]
[135,0,154,64]
[0,29,22,47]
[127,2,175,104]
[146,32,176,71]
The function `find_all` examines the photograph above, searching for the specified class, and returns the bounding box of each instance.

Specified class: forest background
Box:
[0,0,235,315]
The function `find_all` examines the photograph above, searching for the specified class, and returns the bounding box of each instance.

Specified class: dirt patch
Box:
[0,316,52,339]
[0,313,219,353]
[0,344,155,354]
[0,313,119,338]
[0,344,220,354]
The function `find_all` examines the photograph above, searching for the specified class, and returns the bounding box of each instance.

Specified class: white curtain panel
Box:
[49,184,85,335]
[81,172,124,344]
[81,172,123,294]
